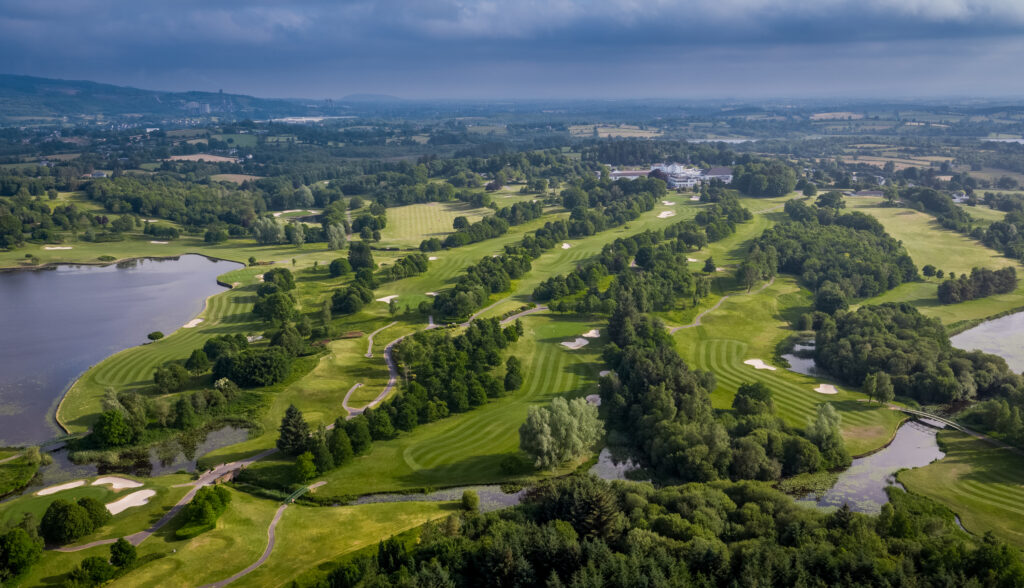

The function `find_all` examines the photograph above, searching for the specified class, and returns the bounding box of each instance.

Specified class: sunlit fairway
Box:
[848,196,1024,327]
[242,314,604,496]
[377,201,493,248]
[899,431,1024,547]
[671,276,905,456]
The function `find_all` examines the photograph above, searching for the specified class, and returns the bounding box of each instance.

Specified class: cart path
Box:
[54,448,279,553]
[199,503,288,588]
[365,321,398,358]
[669,277,775,334]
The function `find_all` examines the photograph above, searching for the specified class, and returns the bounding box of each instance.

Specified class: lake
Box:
[951,312,1024,373]
[0,255,239,445]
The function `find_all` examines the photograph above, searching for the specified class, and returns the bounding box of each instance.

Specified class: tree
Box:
[328,425,354,465]
[0,527,42,577]
[453,216,469,230]
[922,264,936,277]
[348,241,375,271]
[389,298,398,316]
[505,356,523,391]
[67,556,116,586]
[807,403,851,469]
[287,223,305,247]
[346,416,373,455]
[311,426,335,473]
[295,451,317,482]
[93,410,134,447]
[327,224,347,251]
[277,404,310,455]
[147,331,163,341]
[154,363,190,393]
[40,499,94,544]
[329,258,352,277]
[109,537,137,568]
[185,349,211,375]
[863,372,878,403]
[173,396,199,430]
[802,182,818,197]
[814,283,848,314]
[703,257,716,273]
[519,397,603,469]
[876,371,895,404]
[76,497,110,528]
[461,490,479,512]
[253,217,285,244]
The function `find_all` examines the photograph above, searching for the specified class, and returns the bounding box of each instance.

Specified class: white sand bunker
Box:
[690,195,701,201]
[561,243,572,249]
[599,370,611,377]
[586,394,602,406]
[92,476,143,491]
[182,318,204,329]
[246,334,264,343]
[582,329,600,338]
[687,257,698,262]
[106,489,156,515]
[814,384,839,395]
[272,209,310,218]
[425,292,438,297]
[662,200,676,206]
[43,246,72,250]
[428,256,438,260]
[657,211,676,219]
[376,295,399,303]
[743,359,777,371]
[37,480,86,496]
[715,267,727,272]
[149,241,169,244]
[561,338,590,350]
[256,274,265,282]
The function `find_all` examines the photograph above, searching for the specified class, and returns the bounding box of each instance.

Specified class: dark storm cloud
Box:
[1,0,1024,98]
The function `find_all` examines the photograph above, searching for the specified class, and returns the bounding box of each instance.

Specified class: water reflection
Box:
[797,420,944,514]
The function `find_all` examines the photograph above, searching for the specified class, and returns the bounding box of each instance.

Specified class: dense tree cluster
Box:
[0,193,131,248]
[432,250,533,318]
[937,266,1017,304]
[0,516,43,582]
[40,497,110,545]
[732,161,798,197]
[519,397,602,469]
[378,252,429,282]
[300,474,1023,588]
[601,291,849,483]
[815,303,1024,404]
[559,177,661,237]
[752,203,917,310]
[174,485,232,539]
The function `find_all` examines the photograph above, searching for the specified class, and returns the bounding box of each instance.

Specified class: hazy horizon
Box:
[3,0,1024,100]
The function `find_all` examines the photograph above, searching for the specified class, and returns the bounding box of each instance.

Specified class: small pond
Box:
[797,420,945,514]
[781,342,826,377]
[951,312,1024,373]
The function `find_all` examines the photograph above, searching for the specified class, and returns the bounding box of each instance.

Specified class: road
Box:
[364,321,397,358]
[199,503,288,588]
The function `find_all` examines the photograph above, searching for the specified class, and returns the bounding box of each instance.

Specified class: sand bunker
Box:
[582,329,600,338]
[37,480,86,496]
[376,295,399,303]
[561,338,590,350]
[814,384,839,395]
[687,257,698,262]
[428,256,438,260]
[425,292,438,297]
[246,334,264,343]
[561,243,572,249]
[272,209,315,218]
[92,476,143,491]
[599,370,611,377]
[743,359,777,371]
[106,489,156,515]
[43,246,72,250]
[716,267,727,272]
[182,318,204,329]
[690,195,701,201]
[586,394,602,407]
[662,200,676,206]
[657,211,676,219]
[149,241,169,244]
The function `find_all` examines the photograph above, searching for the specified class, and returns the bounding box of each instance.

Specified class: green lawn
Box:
[377,201,493,249]
[244,314,603,496]
[899,431,1024,547]
[0,456,37,497]
[234,501,454,587]
[672,276,905,456]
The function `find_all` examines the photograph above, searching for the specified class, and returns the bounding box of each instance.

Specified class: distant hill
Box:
[0,74,321,123]
[340,93,404,103]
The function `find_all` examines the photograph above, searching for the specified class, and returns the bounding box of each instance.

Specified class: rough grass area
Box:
[0,456,38,496]
[899,431,1024,547]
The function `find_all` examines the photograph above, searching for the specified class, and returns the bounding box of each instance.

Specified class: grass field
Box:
[377,201,493,249]
[848,197,1024,326]
[244,314,604,496]
[672,276,905,456]
[899,431,1024,547]
[235,501,454,587]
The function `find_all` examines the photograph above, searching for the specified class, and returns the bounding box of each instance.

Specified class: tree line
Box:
[937,266,1017,304]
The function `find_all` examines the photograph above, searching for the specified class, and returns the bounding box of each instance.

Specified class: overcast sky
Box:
[2,0,1024,99]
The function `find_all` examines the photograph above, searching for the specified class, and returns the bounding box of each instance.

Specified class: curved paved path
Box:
[669,277,775,334]
[55,448,279,553]
[199,503,288,588]
[500,305,548,325]
[0,452,22,465]
[365,321,398,358]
